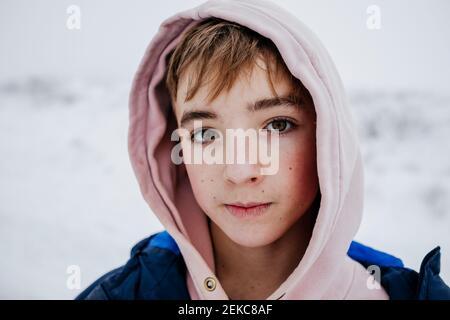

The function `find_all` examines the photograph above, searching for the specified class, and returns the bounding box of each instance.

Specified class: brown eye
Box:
[265,119,293,133]
[191,128,220,144]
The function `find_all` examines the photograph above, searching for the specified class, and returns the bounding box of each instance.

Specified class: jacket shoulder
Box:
[415,246,450,300]
[75,232,189,300]
[77,235,450,300]
[349,241,450,300]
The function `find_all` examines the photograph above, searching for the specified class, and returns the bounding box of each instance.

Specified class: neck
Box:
[210,207,316,300]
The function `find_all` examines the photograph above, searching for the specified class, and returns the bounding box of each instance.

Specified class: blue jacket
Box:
[76,231,450,300]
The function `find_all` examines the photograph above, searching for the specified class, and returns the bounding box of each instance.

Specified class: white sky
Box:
[1,0,449,93]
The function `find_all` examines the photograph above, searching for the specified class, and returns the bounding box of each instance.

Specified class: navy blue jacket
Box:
[76,231,450,300]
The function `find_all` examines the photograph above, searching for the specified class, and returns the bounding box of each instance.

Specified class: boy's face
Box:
[173,60,319,248]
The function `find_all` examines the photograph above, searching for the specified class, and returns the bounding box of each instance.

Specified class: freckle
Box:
[201,179,204,183]
[261,190,264,193]
[289,167,292,170]
[213,196,216,199]
[210,179,214,182]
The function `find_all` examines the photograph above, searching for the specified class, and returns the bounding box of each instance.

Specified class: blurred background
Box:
[0,0,449,299]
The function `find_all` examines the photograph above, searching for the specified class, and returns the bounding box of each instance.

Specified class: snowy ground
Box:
[0,77,449,299]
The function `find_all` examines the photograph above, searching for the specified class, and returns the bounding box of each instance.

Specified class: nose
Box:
[221,126,269,186]
[223,163,263,185]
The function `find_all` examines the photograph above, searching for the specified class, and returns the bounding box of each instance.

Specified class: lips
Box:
[224,202,272,218]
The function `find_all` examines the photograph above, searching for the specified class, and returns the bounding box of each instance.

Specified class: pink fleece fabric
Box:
[127,0,389,300]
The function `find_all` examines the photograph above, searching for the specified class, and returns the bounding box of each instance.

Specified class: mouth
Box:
[224,202,272,218]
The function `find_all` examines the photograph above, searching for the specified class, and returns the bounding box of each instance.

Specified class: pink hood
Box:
[128,0,388,300]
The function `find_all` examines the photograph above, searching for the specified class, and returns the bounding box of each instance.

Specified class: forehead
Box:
[173,59,293,118]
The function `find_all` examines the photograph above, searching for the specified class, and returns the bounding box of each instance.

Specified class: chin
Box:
[224,225,284,248]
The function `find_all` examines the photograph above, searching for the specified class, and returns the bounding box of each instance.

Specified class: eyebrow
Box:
[179,95,304,127]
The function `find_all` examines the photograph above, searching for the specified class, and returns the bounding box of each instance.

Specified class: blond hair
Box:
[165,17,313,109]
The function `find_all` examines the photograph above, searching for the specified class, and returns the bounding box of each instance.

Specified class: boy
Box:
[77,0,449,299]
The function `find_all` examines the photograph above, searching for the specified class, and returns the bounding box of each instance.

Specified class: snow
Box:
[352,89,450,284]
[0,77,449,299]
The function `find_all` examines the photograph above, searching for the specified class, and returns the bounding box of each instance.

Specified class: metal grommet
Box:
[204,277,216,291]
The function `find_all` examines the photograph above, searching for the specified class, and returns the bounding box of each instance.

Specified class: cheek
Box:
[185,164,220,209]
[278,132,318,200]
